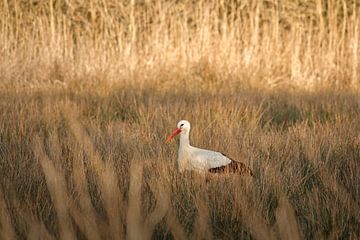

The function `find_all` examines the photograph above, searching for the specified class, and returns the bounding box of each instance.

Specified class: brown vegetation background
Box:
[0,0,360,239]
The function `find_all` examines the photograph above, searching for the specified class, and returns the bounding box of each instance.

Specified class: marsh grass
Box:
[1,0,360,239]
[0,0,359,90]
[0,87,359,239]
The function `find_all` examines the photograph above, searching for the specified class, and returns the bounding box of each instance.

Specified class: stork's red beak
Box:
[165,127,181,143]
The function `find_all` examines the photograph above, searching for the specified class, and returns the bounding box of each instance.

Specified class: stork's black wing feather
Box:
[208,153,253,176]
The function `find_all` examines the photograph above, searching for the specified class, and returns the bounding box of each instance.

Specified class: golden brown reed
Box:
[66,108,124,239]
[0,0,359,90]
[0,88,359,239]
[33,134,76,240]
[276,196,302,240]
[0,189,16,240]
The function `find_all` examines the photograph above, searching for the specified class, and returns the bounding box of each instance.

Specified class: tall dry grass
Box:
[0,88,359,239]
[0,0,360,239]
[0,0,359,90]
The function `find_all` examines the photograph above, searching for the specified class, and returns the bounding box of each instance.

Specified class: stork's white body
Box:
[177,129,231,172]
[166,120,253,176]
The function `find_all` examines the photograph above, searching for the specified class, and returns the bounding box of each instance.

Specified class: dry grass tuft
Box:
[0,189,16,240]
[33,134,76,240]
[276,196,302,240]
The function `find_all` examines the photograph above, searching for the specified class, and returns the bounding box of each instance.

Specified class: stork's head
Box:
[165,120,190,143]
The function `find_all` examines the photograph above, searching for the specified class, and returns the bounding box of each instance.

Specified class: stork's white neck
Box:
[179,131,190,148]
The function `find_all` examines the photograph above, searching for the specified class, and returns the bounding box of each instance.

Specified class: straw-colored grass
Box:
[0,0,359,90]
[1,87,360,239]
[0,0,360,239]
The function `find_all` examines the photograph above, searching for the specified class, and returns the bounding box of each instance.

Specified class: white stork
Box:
[165,120,253,176]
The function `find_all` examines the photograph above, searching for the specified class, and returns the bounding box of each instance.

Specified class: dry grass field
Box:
[0,0,360,239]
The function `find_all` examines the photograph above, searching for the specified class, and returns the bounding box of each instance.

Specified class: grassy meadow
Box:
[0,0,360,239]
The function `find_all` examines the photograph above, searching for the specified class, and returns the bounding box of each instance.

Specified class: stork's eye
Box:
[180,123,184,127]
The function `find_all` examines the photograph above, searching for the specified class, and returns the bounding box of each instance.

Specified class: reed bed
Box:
[0,0,359,89]
[0,0,360,239]
[0,88,360,239]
